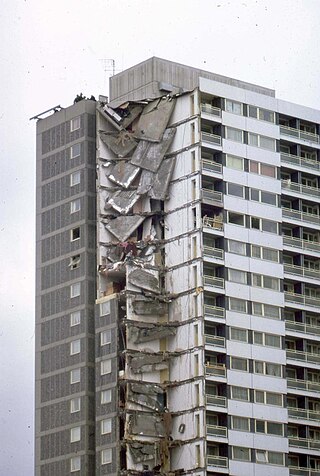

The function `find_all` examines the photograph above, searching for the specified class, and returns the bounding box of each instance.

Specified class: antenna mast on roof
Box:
[100,58,115,77]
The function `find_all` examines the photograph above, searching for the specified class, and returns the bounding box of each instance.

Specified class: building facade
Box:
[36,57,320,476]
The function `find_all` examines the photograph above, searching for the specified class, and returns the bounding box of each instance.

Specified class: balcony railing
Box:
[289,437,320,451]
[202,215,223,230]
[203,246,224,260]
[206,394,227,407]
[288,407,320,422]
[207,424,227,438]
[205,335,226,347]
[282,207,320,225]
[205,364,226,378]
[286,320,320,336]
[280,125,320,143]
[281,179,320,199]
[204,304,225,319]
[281,152,320,170]
[204,275,225,288]
[201,131,222,146]
[283,235,320,253]
[286,348,320,364]
[202,158,222,174]
[201,103,222,117]
[287,377,320,394]
[207,455,228,468]
[284,263,320,280]
[202,189,223,203]
[285,292,320,308]
[289,467,320,476]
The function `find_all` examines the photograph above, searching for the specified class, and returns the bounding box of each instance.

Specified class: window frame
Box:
[70,116,81,132]
[70,368,81,384]
[70,170,81,187]
[70,397,81,413]
[101,448,112,465]
[70,198,81,214]
[101,389,112,404]
[70,426,81,443]
[101,359,112,376]
[100,329,111,346]
[70,456,81,472]
[101,418,112,435]
[71,226,80,241]
[70,282,81,298]
[70,339,81,355]
[70,310,81,327]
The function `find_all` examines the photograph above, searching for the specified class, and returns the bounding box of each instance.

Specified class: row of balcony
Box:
[283,207,320,226]
[282,179,320,199]
[287,349,320,365]
[285,292,320,308]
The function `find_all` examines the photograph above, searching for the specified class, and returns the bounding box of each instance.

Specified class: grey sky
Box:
[0,0,319,474]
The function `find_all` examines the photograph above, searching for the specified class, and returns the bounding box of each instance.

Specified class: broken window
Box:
[71,227,80,241]
[69,254,81,270]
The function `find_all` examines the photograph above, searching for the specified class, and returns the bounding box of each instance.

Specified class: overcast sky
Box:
[1,0,320,474]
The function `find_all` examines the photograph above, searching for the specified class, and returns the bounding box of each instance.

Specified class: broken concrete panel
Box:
[100,131,138,157]
[128,268,160,294]
[119,105,143,129]
[132,298,168,316]
[128,413,166,437]
[128,383,165,411]
[107,161,140,189]
[129,353,168,373]
[129,323,176,344]
[105,215,145,242]
[129,442,157,463]
[131,128,176,172]
[107,189,140,214]
[137,169,154,195]
[149,156,176,200]
[133,97,176,142]
[97,104,123,130]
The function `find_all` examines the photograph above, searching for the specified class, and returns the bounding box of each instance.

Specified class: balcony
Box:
[205,364,226,378]
[281,152,320,171]
[280,125,320,144]
[287,377,320,394]
[204,246,224,260]
[204,304,225,319]
[202,158,222,174]
[282,207,320,226]
[201,131,222,146]
[288,406,320,423]
[287,348,320,365]
[203,215,223,231]
[290,467,320,476]
[205,335,226,348]
[283,235,320,253]
[201,103,222,117]
[286,320,320,337]
[207,455,228,468]
[289,437,320,451]
[282,180,320,199]
[284,263,320,280]
[204,275,225,289]
[202,188,223,205]
[206,394,227,408]
[207,424,228,438]
[285,292,320,308]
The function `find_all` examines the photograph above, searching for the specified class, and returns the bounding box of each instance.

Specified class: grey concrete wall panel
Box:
[128,322,176,344]
[128,383,165,411]
[128,413,166,437]
[131,297,168,316]
[129,441,157,463]
[107,161,140,188]
[106,189,140,215]
[148,156,176,200]
[127,268,160,293]
[131,127,176,171]
[133,97,176,143]
[104,215,145,242]
[100,131,137,157]
[41,367,94,402]
[128,353,169,373]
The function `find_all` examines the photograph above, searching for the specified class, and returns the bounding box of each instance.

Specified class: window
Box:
[250,216,278,234]
[70,456,81,472]
[228,269,247,284]
[101,389,112,404]
[253,332,281,348]
[101,418,112,434]
[231,386,249,401]
[254,390,283,407]
[101,448,112,465]
[248,106,275,123]
[226,154,244,170]
[70,282,81,298]
[227,183,245,198]
[228,239,246,256]
[70,170,81,186]
[256,450,284,465]
[231,357,248,372]
[250,189,277,206]
[228,212,245,226]
[70,397,81,413]
[252,274,280,291]
[225,127,243,143]
[251,245,279,262]
[70,339,81,355]
[232,416,250,431]
[248,132,276,151]
[100,300,111,316]
[255,420,283,436]
[254,361,282,377]
[71,227,80,241]
[101,359,111,375]
[70,310,81,326]
[70,368,81,384]
[70,198,81,213]
[229,297,247,313]
[70,426,81,442]
[101,330,111,346]
[252,302,280,319]
[230,327,248,342]
[69,254,81,270]
[70,143,81,158]
[225,99,243,115]
[232,446,251,461]
[70,116,81,131]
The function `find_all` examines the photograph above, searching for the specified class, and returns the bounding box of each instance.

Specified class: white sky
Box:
[0,0,319,474]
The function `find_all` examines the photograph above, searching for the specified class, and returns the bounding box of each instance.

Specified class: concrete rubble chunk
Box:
[129,442,157,463]
[128,413,166,437]
[105,215,145,242]
[107,160,140,189]
[149,156,176,200]
[133,96,176,142]
[137,169,154,195]
[131,128,176,172]
[128,268,160,293]
[129,383,164,411]
[132,298,168,316]
[129,353,168,373]
[107,189,140,214]
[97,104,122,130]
[117,104,143,129]
[129,323,177,343]
[100,130,138,157]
